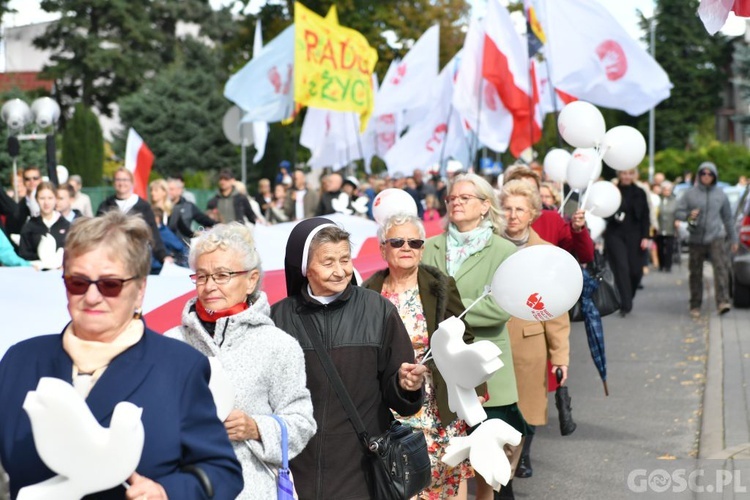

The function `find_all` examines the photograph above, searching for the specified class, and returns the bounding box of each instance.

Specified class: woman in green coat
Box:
[422,173,530,500]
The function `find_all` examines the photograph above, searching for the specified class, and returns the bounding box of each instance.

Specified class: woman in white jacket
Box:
[166,222,316,499]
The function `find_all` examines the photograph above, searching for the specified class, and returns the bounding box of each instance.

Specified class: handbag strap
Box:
[298,312,371,448]
[271,415,289,469]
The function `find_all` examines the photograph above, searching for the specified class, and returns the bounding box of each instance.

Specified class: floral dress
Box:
[382,286,473,499]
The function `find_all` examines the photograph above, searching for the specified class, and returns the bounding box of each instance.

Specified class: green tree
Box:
[61,103,104,186]
[34,0,214,119]
[116,39,237,177]
[648,0,731,149]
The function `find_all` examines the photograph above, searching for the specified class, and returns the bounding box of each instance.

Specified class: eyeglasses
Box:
[63,275,138,297]
[699,171,714,177]
[114,177,132,182]
[190,270,250,285]
[24,176,40,182]
[446,194,484,205]
[383,238,424,249]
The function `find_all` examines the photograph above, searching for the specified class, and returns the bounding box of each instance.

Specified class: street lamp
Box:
[0,97,61,200]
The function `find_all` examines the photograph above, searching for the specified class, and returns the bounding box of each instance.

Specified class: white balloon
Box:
[582,180,621,218]
[584,212,607,241]
[543,149,571,183]
[491,246,583,321]
[566,148,602,190]
[601,126,647,171]
[56,165,69,184]
[557,101,606,148]
[372,188,418,225]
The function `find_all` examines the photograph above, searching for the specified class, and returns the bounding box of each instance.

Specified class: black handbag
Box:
[298,314,432,500]
[570,250,621,322]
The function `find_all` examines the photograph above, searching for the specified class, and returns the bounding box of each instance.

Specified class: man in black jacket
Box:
[167,177,216,244]
[205,169,256,225]
[97,167,169,269]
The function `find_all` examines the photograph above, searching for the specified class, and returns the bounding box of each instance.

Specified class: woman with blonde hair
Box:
[422,173,530,500]
[149,179,173,226]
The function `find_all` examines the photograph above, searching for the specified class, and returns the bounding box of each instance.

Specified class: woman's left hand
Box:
[125,472,168,499]
[398,363,427,392]
[571,209,586,232]
[640,238,651,250]
[552,365,568,386]
[224,409,260,441]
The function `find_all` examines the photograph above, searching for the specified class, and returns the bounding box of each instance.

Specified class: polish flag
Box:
[482,0,541,157]
[125,128,154,200]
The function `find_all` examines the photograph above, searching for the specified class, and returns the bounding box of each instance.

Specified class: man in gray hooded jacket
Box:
[675,161,738,317]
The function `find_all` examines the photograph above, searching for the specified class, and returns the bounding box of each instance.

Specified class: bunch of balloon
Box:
[545,101,646,221]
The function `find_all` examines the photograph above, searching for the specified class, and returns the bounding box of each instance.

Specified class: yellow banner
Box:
[294,2,377,130]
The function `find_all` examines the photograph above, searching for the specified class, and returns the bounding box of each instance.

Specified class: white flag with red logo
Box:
[224,24,294,123]
[699,0,750,35]
[482,0,541,157]
[248,20,269,163]
[372,25,439,117]
[541,0,672,116]
[452,17,513,154]
[383,54,469,175]
[300,107,363,171]
[125,128,153,200]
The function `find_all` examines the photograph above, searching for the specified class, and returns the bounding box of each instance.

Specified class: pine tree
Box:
[651,0,731,149]
[61,104,104,187]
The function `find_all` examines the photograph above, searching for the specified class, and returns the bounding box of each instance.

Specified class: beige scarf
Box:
[62,319,144,398]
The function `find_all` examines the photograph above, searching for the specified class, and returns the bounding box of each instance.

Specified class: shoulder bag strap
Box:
[298,313,371,448]
[270,415,289,469]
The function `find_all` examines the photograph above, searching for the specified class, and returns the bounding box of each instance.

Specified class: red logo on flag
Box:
[425,123,448,152]
[595,40,627,81]
[391,63,408,85]
[526,293,545,311]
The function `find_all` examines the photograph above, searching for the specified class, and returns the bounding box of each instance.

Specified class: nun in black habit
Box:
[270,217,426,500]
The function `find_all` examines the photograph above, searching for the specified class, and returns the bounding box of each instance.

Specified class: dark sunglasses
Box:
[24,176,40,181]
[63,275,138,297]
[699,171,714,177]
[383,238,424,249]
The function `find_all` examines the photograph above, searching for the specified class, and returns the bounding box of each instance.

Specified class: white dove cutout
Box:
[18,377,144,500]
[442,418,522,491]
[330,193,354,215]
[430,316,503,427]
[208,357,236,422]
[350,195,370,215]
[36,234,63,270]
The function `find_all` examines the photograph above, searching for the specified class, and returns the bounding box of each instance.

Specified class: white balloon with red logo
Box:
[372,188,419,225]
[491,246,583,321]
[600,125,647,171]
[581,180,621,218]
[557,101,606,149]
[543,149,571,183]
[584,212,607,241]
[566,148,602,190]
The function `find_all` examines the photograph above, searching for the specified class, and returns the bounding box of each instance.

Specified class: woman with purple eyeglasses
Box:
[0,211,243,499]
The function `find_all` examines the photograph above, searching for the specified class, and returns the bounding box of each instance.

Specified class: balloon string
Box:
[419,350,433,366]
[122,482,130,490]
[458,287,491,321]
[581,145,609,210]
[560,188,576,215]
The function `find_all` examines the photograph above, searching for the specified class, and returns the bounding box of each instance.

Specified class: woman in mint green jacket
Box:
[422,172,529,500]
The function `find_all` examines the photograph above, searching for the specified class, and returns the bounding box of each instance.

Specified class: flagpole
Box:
[648,17,656,184]
[352,113,365,172]
[439,105,454,171]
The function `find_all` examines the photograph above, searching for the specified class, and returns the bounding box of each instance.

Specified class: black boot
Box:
[495,479,515,500]
[515,434,533,478]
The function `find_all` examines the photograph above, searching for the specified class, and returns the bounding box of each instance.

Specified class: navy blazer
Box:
[0,326,243,499]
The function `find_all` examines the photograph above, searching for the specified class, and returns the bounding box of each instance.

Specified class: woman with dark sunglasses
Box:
[422,173,530,500]
[363,213,483,500]
[0,211,243,499]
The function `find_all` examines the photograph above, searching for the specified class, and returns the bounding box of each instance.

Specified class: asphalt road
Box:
[510,262,708,499]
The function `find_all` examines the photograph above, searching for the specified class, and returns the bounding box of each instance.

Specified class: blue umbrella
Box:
[579,268,609,396]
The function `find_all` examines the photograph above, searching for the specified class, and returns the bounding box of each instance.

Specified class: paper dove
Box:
[442,418,522,491]
[351,195,369,215]
[208,357,236,422]
[330,193,353,215]
[430,316,503,426]
[36,234,63,270]
[18,377,144,500]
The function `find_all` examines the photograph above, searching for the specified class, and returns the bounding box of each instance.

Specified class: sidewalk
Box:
[700,272,750,467]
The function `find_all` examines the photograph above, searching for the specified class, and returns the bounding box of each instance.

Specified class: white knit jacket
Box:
[165,292,316,500]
